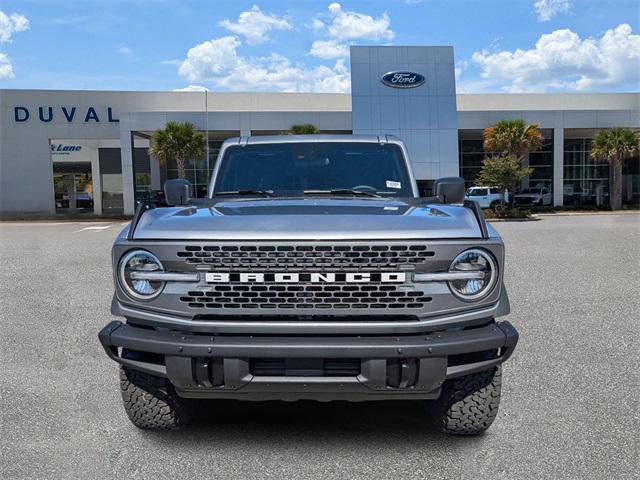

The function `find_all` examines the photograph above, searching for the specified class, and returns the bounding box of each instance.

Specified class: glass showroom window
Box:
[459,138,487,188]
[528,134,554,190]
[134,148,152,194]
[165,140,223,198]
[563,138,610,207]
[460,131,554,192]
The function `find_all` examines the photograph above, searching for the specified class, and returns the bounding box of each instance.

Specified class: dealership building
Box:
[1,46,638,216]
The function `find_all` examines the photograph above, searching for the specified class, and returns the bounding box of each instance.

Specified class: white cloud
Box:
[219,5,291,45]
[0,52,14,79]
[309,3,393,59]
[311,58,351,93]
[471,24,640,92]
[534,0,570,22]
[178,36,244,82]
[118,46,133,55]
[325,3,393,41]
[454,60,468,80]
[173,85,210,92]
[310,19,325,32]
[177,35,350,93]
[310,39,348,59]
[0,11,30,43]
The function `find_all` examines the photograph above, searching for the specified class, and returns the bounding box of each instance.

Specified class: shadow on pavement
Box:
[143,400,485,448]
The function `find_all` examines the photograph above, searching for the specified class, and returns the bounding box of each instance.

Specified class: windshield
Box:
[212,142,413,197]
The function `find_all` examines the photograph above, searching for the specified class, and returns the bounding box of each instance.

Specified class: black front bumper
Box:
[99,320,518,401]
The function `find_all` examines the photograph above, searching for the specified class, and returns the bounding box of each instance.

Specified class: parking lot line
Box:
[72,224,114,233]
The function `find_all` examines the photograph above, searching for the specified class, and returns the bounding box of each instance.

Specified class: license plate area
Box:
[250,358,361,377]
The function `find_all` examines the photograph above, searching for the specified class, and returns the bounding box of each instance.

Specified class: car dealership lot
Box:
[1,215,638,480]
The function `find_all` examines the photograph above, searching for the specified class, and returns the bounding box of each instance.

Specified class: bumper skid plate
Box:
[99,320,518,401]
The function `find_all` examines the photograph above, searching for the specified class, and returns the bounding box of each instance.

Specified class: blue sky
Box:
[0,0,638,93]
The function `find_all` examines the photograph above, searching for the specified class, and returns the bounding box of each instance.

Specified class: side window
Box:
[490,188,499,194]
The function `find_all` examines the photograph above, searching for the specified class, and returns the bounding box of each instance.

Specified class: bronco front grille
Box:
[176,244,435,270]
[180,284,432,310]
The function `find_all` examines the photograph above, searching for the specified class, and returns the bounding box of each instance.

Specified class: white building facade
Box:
[1,46,638,216]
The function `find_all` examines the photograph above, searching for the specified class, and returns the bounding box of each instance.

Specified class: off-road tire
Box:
[120,366,195,430]
[428,366,502,435]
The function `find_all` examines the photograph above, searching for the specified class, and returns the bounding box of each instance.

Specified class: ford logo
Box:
[381,71,425,89]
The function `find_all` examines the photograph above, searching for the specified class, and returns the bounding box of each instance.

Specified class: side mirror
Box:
[434,177,465,204]
[164,179,193,206]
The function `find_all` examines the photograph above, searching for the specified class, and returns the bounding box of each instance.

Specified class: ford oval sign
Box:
[381,71,425,89]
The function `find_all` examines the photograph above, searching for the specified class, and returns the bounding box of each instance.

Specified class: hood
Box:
[132,198,483,241]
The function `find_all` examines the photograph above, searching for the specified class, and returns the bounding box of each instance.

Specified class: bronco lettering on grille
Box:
[205,272,406,283]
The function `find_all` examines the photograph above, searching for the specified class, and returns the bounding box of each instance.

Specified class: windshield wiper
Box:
[214,190,274,197]
[303,189,381,198]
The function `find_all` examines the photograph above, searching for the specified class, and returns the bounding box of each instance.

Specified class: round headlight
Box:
[448,249,498,301]
[118,250,164,300]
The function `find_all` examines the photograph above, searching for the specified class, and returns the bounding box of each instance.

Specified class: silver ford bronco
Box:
[99,135,518,435]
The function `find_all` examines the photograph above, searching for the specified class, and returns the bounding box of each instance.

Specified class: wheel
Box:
[490,200,501,209]
[427,366,502,435]
[119,366,196,430]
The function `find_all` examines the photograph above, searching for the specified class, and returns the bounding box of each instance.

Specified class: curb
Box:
[486,217,540,222]
[533,211,639,217]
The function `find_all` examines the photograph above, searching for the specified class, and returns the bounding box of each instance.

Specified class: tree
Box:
[288,124,319,135]
[590,128,640,210]
[477,156,533,208]
[483,119,544,159]
[149,121,205,180]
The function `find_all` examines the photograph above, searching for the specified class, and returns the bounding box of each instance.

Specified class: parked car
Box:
[75,192,94,210]
[464,186,508,209]
[514,187,552,206]
[136,189,169,208]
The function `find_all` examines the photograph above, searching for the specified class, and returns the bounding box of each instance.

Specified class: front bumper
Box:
[99,320,518,401]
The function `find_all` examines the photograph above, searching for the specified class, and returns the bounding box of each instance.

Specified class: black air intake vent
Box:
[250,358,361,377]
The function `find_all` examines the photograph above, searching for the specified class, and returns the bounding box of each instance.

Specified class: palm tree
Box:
[149,121,205,180]
[483,119,544,159]
[482,119,544,206]
[288,124,319,135]
[590,128,640,210]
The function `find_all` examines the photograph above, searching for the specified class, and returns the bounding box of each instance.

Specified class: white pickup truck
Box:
[464,186,508,209]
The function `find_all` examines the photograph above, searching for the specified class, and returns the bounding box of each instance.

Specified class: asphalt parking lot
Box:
[1,214,639,479]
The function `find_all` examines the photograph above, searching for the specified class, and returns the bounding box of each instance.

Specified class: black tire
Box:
[120,366,195,430]
[490,200,501,209]
[427,366,502,435]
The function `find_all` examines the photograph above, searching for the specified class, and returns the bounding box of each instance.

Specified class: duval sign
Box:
[381,71,426,89]
[13,106,119,123]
